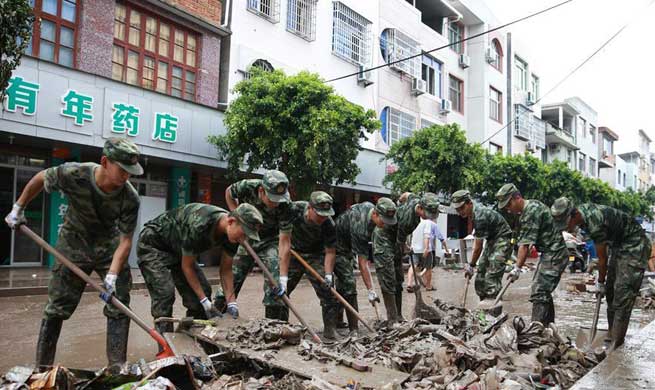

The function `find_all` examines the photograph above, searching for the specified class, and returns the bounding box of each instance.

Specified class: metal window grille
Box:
[248,0,280,23]
[332,2,372,66]
[287,0,317,41]
[514,105,531,140]
[383,28,421,79]
[532,116,546,149]
[388,107,416,145]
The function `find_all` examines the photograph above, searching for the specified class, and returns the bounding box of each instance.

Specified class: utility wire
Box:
[326,0,574,83]
[480,0,655,145]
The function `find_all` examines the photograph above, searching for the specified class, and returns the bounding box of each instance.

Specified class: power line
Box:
[481,0,655,146]
[326,0,573,83]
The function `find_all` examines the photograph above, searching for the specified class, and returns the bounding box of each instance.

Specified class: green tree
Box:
[0,0,34,101]
[209,68,380,199]
[382,124,485,194]
[472,153,545,204]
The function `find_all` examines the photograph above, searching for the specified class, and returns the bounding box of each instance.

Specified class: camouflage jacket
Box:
[44,162,139,241]
[143,203,238,258]
[517,200,566,255]
[473,203,512,241]
[335,202,376,258]
[289,201,337,255]
[395,194,422,245]
[577,203,645,246]
[229,179,293,244]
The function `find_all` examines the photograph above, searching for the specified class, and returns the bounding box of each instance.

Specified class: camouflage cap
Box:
[496,183,519,209]
[375,197,397,225]
[450,190,471,209]
[262,170,290,203]
[309,191,335,217]
[551,197,573,231]
[103,137,143,176]
[419,192,441,219]
[233,203,264,242]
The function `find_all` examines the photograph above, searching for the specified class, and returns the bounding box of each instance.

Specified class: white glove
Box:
[5,203,26,229]
[227,302,239,318]
[464,263,474,278]
[324,273,334,288]
[279,275,289,291]
[200,297,220,318]
[507,266,521,282]
[103,272,118,295]
[368,289,380,304]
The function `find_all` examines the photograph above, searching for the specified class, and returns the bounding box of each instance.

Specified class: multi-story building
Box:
[1,0,229,267]
[618,129,652,192]
[619,152,641,191]
[597,126,624,189]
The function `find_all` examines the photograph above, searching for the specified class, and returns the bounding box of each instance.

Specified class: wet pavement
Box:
[1,263,654,378]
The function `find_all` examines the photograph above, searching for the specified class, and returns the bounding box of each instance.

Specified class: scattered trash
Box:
[224,319,306,350]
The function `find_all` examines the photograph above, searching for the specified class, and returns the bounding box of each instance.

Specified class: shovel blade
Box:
[576,326,610,349]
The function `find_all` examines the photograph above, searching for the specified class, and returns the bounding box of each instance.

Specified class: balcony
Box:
[598,152,615,168]
[545,122,578,149]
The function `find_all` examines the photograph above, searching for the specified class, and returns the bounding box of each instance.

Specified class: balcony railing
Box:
[545,122,577,148]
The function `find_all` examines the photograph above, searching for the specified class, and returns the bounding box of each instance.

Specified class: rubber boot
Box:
[35,318,63,372]
[321,305,338,340]
[335,305,348,329]
[155,321,174,354]
[546,302,556,325]
[107,317,130,372]
[395,291,405,322]
[344,295,359,334]
[382,292,399,323]
[609,318,630,352]
[265,306,289,322]
[531,302,550,325]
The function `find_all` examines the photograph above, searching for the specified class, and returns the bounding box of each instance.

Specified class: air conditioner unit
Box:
[440,99,452,114]
[357,65,374,87]
[526,141,535,152]
[459,54,470,69]
[411,78,426,96]
[527,91,535,105]
[485,47,496,64]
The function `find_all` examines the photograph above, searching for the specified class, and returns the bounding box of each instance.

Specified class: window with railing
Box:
[421,55,442,97]
[286,0,317,41]
[381,107,416,146]
[248,0,280,23]
[25,0,78,67]
[380,28,421,78]
[332,2,372,67]
[113,3,198,101]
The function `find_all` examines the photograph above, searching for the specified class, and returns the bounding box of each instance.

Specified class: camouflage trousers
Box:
[529,248,568,304]
[607,235,651,323]
[372,227,404,295]
[334,253,358,299]
[44,231,132,320]
[475,239,512,300]
[137,228,212,320]
[286,252,338,309]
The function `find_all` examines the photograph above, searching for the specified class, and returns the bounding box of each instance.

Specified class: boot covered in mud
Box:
[531,302,550,326]
[382,292,399,323]
[344,295,359,333]
[107,316,130,372]
[609,318,630,351]
[265,305,290,322]
[395,291,405,321]
[546,301,556,325]
[35,318,63,372]
[321,305,338,340]
[154,320,174,354]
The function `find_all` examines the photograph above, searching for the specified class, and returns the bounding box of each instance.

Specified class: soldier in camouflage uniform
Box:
[551,198,652,350]
[137,203,263,337]
[373,193,441,322]
[216,170,294,320]
[334,198,396,331]
[5,138,142,371]
[451,190,513,300]
[280,191,340,339]
[496,183,568,326]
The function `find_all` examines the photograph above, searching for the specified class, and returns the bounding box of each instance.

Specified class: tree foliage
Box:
[0,0,34,101]
[209,68,380,198]
[383,124,485,194]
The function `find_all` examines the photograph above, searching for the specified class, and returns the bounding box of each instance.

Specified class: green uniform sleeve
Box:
[517,211,539,246]
[230,180,246,200]
[584,208,608,244]
[43,163,76,194]
[474,215,489,239]
[323,219,337,249]
[352,228,370,258]
[279,203,293,234]
[118,185,140,235]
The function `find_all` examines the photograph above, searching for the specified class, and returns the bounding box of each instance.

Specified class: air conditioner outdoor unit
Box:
[440,99,452,114]
[411,78,426,96]
[459,54,470,69]
[527,91,535,105]
[485,47,496,64]
[526,141,535,152]
[357,65,374,87]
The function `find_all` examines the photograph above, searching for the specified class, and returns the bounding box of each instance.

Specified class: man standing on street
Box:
[281,191,340,339]
[137,203,263,338]
[552,197,651,350]
[220,170,294,320]
[495,184,568,326]
[451,190,513,301]
[5,138,142,371]
[407,217,448,291]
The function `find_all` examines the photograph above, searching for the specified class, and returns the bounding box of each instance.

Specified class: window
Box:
[286,0,317,41]
[490,39,502,72]
[618,170,621,184]
[420,118,435,129]
[448,22,464,54]
[26,0,78,67]
[590,124,596,144]
[421,55,442,97]
[489,87,502,123]
[489,143,503,155]
[381,107,416,146]
[514,57,527,91]
[449,75,463,113]
[332,2,372,67]
[247,0,280,22]
[603,136,613,156]
[589,157,596,176]
[530,74,539,100]
[579,117,586,139]
[380,29,421,78]
[113,3,198,101]
[578,152,586,172]
[624,173,627,186]
[567,149,574,167]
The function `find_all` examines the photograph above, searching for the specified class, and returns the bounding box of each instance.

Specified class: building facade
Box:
[597,126,624,189]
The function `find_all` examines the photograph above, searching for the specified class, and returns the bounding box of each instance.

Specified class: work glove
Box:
[464,263,475,279]
[103,272,118,295]
[273,276,288,297]
[226,302,239,319]
[368,289,380,304]
[507,266,521,283]
[200,297,221,319]
[595,281,606,297]
[323,273,334,289]
[5,203,26,229]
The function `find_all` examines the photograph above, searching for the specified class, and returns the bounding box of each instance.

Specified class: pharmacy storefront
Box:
[0,58,229,268]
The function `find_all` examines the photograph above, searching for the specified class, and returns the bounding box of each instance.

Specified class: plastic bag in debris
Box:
[483,323,517,353]
[113,377,174,390]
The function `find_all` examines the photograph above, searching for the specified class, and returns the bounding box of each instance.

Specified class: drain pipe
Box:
[506,32,513,156]
[218,0,233,107]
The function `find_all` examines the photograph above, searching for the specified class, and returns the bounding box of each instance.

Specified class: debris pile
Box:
[639,275,655,310]
[223,319,306,350]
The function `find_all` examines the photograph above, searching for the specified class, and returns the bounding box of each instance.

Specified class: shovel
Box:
[479,278,513,316]
[461,275,471,308]
[18,225,175,359]
[409,254,441,322]
[575,292,609,350]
